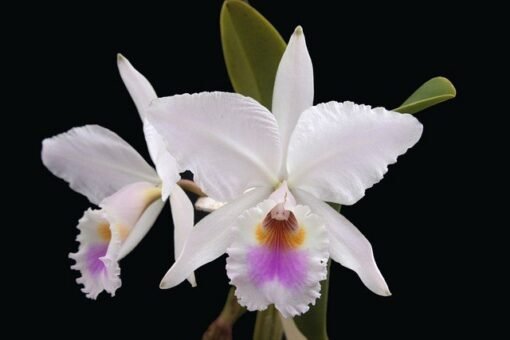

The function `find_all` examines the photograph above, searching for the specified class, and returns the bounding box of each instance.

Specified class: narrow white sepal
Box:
[170,185,197,287]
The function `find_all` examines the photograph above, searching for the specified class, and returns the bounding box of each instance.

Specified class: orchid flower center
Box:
[270,203,291,221]
[257,203,305,252]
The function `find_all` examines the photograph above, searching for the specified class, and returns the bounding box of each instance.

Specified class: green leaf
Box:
[394,76,456,114]
[220,0,286,109]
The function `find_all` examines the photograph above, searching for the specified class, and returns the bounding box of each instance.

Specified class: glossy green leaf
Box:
[220,0,286,109]
[394,76,456,114]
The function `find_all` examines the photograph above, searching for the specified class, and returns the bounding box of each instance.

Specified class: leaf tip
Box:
[222,0,244,12]
[434,76,457,97]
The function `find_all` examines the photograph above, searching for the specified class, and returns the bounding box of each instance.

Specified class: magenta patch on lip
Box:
[86,244,108,275]
[247,246,308,288]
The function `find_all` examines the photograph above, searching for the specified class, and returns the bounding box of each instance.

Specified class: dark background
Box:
[14,0,489,338]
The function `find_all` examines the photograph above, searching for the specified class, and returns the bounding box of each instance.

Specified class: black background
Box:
[15,0,489,338]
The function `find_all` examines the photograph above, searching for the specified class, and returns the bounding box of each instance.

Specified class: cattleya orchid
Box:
[41,55,196,298]
[147,27,423,317]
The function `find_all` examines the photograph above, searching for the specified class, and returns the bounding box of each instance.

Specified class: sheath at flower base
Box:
[41,56,196,298]
[147,26,423,317]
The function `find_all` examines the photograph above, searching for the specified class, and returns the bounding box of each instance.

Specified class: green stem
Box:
[253,305,283,340]
[203,287,246,339]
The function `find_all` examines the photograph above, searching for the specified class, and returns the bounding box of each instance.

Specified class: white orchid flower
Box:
[41,55,196,299]
[147,26,423,317]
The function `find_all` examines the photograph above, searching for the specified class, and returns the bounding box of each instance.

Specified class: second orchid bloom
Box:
[42,55,196,298]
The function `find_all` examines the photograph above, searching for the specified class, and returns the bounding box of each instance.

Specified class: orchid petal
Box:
[117,54,179,199]
[293,189,390,296]
[142,121,180,200]
[272,26,313,171]
[71,182,163,298]
[170,185,197,287]
[227,197,328,317]
[147,92,281,202]
[117,54,157,117]
[42,125,159,205]
[69,209,122,299]
[288,102,423,205]
[103,181,163,260]
[100,181,161,227]
[117,199,165,260]
[160,187,272,289]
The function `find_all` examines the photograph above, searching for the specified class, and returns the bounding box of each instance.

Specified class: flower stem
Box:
[253,305,283,340]
[178,179,207,197]
[203,287,246,340]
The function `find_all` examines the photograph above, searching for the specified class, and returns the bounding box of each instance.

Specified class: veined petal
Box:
[71,182,163,298]
[147,92,282,202]
[117,54,179,199]
[272,26,314,173]
[42,125,159,205]
[227,188,328,317]
[288,101,423,205]
[160,187,272,289]
[292,189,390,296]
[170,185,197,287]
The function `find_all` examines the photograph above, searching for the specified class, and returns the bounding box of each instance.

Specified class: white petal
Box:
[117,54,157,116]
[70,182,164,298]
[147,92,281,202]
[160,187,272,289]
[288,101,423,205]
[117,199,165,260]
[170,185,197,287]
[195,197,226,212]
[117,55,179,199]
[272,26,314,173]
[279,313,307,340]
[100,181,162,227]
[227,198,328,317]
[42,125,159,205]
[102,181,163,260]
[143,121,180,200]
[292,189,390,296]
[69,209,122,299]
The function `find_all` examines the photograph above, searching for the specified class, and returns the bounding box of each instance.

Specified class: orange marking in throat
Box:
[255,211,305,250]
[97,222,111,241]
